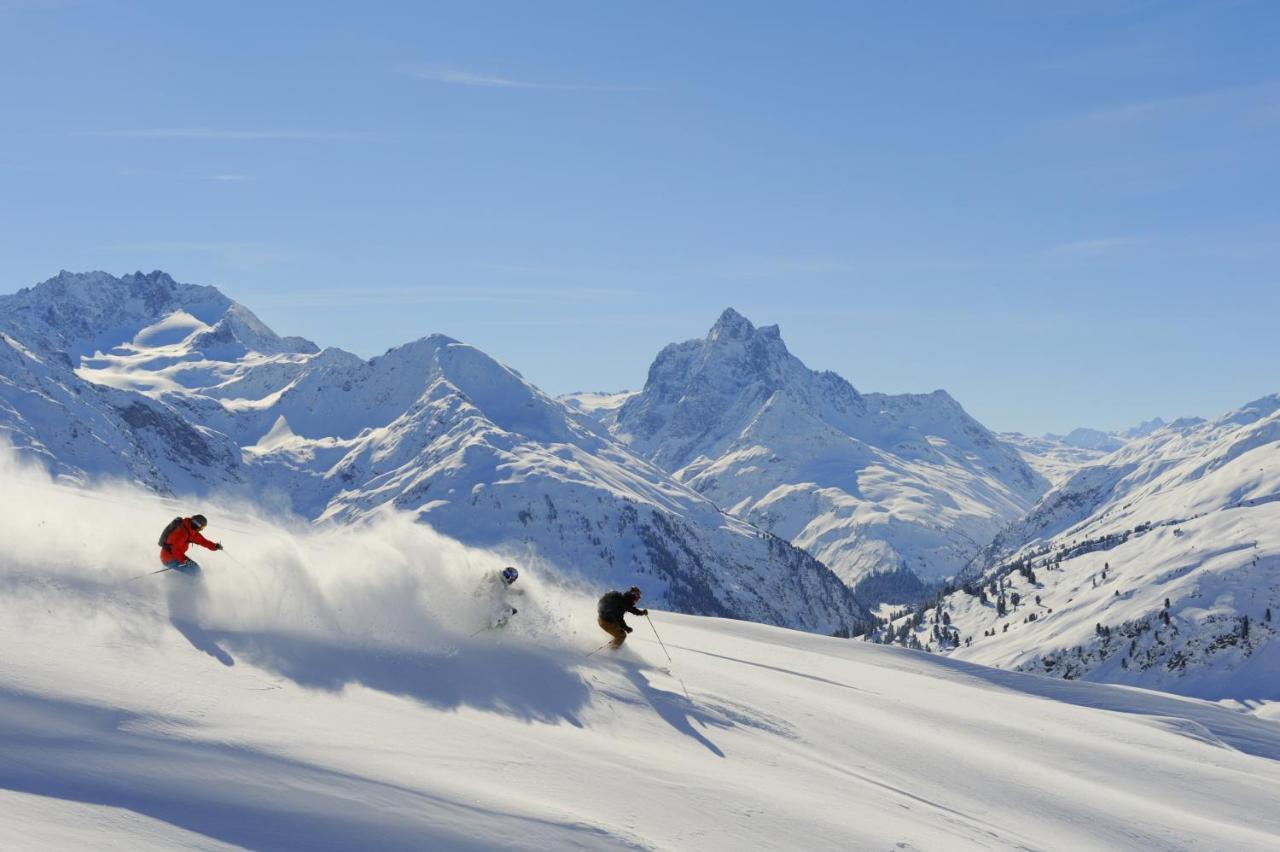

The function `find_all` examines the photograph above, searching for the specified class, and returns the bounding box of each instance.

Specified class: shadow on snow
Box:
[0,689,635,851]
[179,625,592,728]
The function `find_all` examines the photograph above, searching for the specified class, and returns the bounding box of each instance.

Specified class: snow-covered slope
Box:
[559,389,636,421]
[1049,418,1174,451]
[998,431,1114,488]
[0,329,244,495]
[876,398,1280,700]
[1002,419,1180,489]
[0,272,863,632]
[1053,426,1127,453]
[607,309,1047,595]
[4,467,1280,851]
[0,270,313,495]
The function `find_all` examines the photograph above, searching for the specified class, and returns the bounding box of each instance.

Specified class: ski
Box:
[127,566,175,582]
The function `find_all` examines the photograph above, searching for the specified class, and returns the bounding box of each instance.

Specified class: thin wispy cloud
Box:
[1051,81,1280,133]
[257,284,641,308]
[76,128,377,141]
[409,67,638,92]
[0,0,90,9]
[117,167,256,182]
[1049,237,1139,258]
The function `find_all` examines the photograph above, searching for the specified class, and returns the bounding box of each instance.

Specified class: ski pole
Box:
[646,614,691,700]
[584,640,612,658]
[646,613,674,664]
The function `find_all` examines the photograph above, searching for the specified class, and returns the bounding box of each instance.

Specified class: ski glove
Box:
[214,543,224,550]
[624,626,633,634]
[640,609,649,616]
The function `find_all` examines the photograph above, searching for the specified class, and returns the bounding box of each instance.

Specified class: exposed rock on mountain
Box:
[606,308,1048,595]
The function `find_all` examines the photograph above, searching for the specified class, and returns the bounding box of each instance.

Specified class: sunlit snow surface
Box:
[3,460,1279,850]
[894,399,1280,700]
[998,431,1114,489]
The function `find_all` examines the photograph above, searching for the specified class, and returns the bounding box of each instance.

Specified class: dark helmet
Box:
[501,566,519,585]
[626,586,642,600]
[190,514,208,529]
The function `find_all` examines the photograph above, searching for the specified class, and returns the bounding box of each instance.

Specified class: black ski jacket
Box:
[598,591,643,625]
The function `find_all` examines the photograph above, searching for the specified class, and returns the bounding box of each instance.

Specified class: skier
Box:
[597,586,648,650]
[477,566,524,629]
[158,514,222,576]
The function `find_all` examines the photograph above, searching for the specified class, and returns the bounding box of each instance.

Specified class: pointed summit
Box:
[616,307,838,469]
[701,308,794,390]
[709,307,756,341]
[708,307,786,345]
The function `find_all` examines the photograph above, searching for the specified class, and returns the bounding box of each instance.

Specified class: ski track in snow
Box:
[3,463,1280,850]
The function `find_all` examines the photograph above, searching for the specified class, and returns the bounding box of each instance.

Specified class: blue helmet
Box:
[501,566,519,585]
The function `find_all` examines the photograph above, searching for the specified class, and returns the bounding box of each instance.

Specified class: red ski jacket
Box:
[160,518,217,564]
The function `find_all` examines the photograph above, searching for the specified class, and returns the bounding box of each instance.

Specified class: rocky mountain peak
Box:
[706,307,786,350]
[708,307,756,340]
[693,308,796,388]
[1,269,324,359]
[1,269,233,355]
[39,269,187,310]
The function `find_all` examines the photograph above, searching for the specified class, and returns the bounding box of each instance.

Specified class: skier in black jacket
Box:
[597,586,647,649]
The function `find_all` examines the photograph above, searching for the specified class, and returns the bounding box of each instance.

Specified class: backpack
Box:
[158,517,183,549]
[598,591,625,618]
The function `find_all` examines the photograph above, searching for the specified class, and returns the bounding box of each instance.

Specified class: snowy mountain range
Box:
[0,271,864,633]
[581,308,1048,599]
[6,270,1278,700]
[1000,417,1176,487]
[873,400,1280,700]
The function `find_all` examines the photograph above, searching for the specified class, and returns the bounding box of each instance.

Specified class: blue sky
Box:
[1,0,1276,435]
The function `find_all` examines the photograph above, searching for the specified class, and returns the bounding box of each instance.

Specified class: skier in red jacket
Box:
[158,514,222,576]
